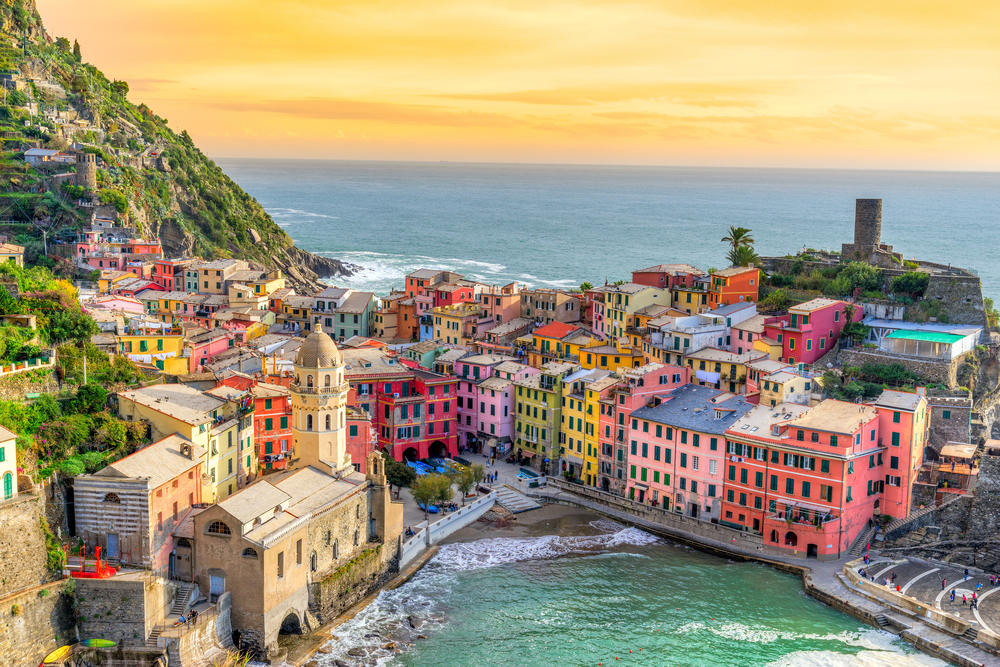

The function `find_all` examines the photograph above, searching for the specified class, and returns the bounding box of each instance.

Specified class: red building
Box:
[631,264,703,289]
[375,368,459,462]
[721,399,884,560]
[433,281,476,308]
[218,373,293,472]
[347,407,377,473]
[153,258,195,292]
[761,298,860,366]
[708,266,760,309]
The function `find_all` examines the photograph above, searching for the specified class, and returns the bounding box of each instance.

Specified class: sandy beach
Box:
[441,503,607,543]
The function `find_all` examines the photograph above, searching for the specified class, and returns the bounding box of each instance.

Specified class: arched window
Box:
[103,493,121,503]
[176,538,191,548]
[332,539,339,560]
[310,552,317,572]
[306,414,313,431]
[307,375,314,387]
[207,521,232,535]
[769,530,779,544]
[242,547,258,559]
[325,530,332,545]
[354,529,359,546]
[356,504,361,520]
[325,414,331,430]
[324,374,331,387]
[784,531,797,547]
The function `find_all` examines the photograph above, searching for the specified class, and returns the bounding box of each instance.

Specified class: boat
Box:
[81,639,116,648]
[41,646,71,664]
[417,502,440,514]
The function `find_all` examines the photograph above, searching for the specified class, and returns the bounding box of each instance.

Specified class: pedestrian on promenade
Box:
[965,568,970,581]
[973,598,979,611]
[868,518,873,529]
[891,572,897,583]
[977,582,983,591]
[942,578,947,590]
[950,590,955,603]
[973,591,978,601]
[963,594,968,606]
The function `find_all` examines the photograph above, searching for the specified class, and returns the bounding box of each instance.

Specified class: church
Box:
[189,326,404,656]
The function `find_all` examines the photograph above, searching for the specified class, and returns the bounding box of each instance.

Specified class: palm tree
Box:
[727,245,761,267]
[579,282,594,292]
[722,226,755,254]
[612,280,626,286]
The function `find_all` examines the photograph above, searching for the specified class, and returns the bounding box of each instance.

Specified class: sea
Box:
[294,519,947,667]
[217,160,982,666]
[217,160,1000,300]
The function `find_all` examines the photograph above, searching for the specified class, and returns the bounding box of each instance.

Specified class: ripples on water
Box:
[304,520,948,667]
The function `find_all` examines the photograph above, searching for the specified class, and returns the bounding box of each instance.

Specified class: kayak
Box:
[41,646,71,664]
[81,639,116,648]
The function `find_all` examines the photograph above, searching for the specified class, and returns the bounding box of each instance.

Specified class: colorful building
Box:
[628,384,754,514]
[116,333,188,373]
[631,264,703,289]
[520,289,582,326]
[561,368,612,480]
[683,348,767,394]
[600,283,670,342]
[527,321,593,368]
[721,400,883,559]
[708,266,760,309]
[404,269,465,298]
[761,298,860,366]
[870,390,929,520]
[514,361,578,473]
[584,375,621,488]
[0,426,16,500]
[374,369,459,462]
[432,302,484,347]
[455,353,518,450]
[476,282,521,326]
[346,407,377,473]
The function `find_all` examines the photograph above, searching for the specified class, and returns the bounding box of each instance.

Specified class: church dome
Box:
[295,326,343,368]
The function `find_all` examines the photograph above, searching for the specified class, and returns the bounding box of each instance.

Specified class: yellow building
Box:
[602,283,669,342]
[116,384,253,502]
[116,333,188,374]
[682,348,766,395]
[248,269,286,298]
[753,335,783,360]
[670,286,710,314]
[433,303,483,347]
[560,368,611,482]
[514,361,578,473]
[526,321,594,368]
[97,269,138,295]
[759,371,814,407]
[583,375,620,488]
[0,242,24,267]
[579,339,644,372]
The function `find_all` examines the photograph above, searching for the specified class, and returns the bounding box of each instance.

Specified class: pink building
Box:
[598,362,693,495]
[722,400,884,559]
[86,295,144,314]
[433,281,477,308]
[471,360,539,455]
[347,408,377,474]
[870,390,929,520]
[477,283,521,326]
[631,264,703,289]
[455,353,518,451]
[188,328,233,372]
[626,384,754,516]
[761,298,861,366]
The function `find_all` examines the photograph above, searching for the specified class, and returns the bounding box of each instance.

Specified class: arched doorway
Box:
[402,447,419,462]
[280,612,302,635]
[428,441,447,459]
[784,531,798,547]
[769,529,779,543]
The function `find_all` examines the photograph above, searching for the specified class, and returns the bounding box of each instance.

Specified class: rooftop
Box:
[732,314,767,334]
[218,480,291,524]
[603,282,653,295]
[707,302,756,317]
[885,330,965,344]
[484,317,531,337]
[746,358,793,375]
[712,266,759,278]
[631,384,755,433]
[118,385,225,425]
[790,298,843,312]
[339,292,375,313]
[634,263,703,275]
[478,376,514,391]
[458,354,517,366]
[727,403,813,440]
[532,321,580,340]
[493,361,531,374]
[91,434,205,489]
[871,389,924,412]
[789,399,878,435]
[685,347,765,364]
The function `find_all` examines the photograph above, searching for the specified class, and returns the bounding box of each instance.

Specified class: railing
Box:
[155,601,219,640]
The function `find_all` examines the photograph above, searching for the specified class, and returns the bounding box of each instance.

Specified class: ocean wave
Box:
[430,525,660,572]
[267,207,339,220]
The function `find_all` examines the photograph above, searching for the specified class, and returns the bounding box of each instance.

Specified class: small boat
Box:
[81,639,116,648]
[417,502,440,514]
[41,646,71,664]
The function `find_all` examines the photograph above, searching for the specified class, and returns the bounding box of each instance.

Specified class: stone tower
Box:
[854,199,882,251]
[75,153,97,190]
[289,324,352,477]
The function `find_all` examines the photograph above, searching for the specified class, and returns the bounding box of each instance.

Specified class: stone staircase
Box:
[170,582,196,616]
[874,614,890,630]
[145,627,161,649]
[964,627,980,642]
[849,525,877,556]
[883,494,963,536]
[495,485,541,513]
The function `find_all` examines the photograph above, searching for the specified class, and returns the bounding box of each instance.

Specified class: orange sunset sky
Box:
[37,0,1000,169]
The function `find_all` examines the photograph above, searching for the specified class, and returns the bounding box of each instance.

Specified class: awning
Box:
[632,483,649,490]
[520,451,537,458]
[885,330,963,344]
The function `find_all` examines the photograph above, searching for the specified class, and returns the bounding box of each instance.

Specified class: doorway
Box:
[689,503,699,519]
[107,533,119,559]
[807,544,818,559]
[210,575,225,602]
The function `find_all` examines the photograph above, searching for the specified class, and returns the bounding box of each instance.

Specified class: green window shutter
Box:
[630,465,636,479]
[265,418,273,430]
[280,416,288,429]
[891,432,900,446]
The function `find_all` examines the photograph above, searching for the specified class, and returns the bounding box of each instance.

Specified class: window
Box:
[708,484,716,497]
[243,548,258,559]
[739,468,747,484]
[801,481,810,498]
[846,486,853,502]
[630,465,636,479]
[821,459,829,473]
[796,430,804,441]
[891,432,900,446]
[769,475,777,491]
[727,489,734,502]
[890,455,899,470]
[265,417,273,431]
[278,552,284,578]
[103,493,121,503]
[710,437,717,451]
[680,453,687,468]
[830,435,838,447]
[739,493,747,506]
[297,539,303,565]
[207,521,231,535]
[709,460,717,475]
[785,478,794,494]
[943,410,951,420]
[755,471,763,488]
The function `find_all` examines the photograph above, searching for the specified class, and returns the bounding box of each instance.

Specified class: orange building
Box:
[709,266,760,309]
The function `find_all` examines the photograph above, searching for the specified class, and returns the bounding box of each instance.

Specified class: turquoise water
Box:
[217,160,1000,299]
[311,520,947,667]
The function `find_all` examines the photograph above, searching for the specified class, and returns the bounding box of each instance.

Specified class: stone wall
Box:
[925,395,973,454]
[968,455,1000,538]
[307,543,397,625]
[0,495,55,600]
[911,483,937,509]
[162,591,235,667]
[77,576,176,646]
[0,581,76,667]
[839,348,962,387]
[923,274,988,329]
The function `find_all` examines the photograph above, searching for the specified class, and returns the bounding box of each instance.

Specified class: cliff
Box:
[0,0,349,292]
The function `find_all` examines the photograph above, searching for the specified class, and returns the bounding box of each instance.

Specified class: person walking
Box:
[942,578,947,590]
[965,568,970,581]
[950,590,956,603]
[962,594,968,606]
[891,572,897,583]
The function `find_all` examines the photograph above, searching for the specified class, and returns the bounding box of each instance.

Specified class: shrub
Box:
[57,458,85,477]
[891,272,929,298]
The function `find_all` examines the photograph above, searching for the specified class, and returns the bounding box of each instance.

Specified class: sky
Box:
[37,0,1000,169]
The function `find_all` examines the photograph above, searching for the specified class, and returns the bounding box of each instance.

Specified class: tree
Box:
[383,453,416,497]
[73,40,81,62]
[758,288,789,312]
[727,245,761,267]
[891,272,929,298]
[722,226,754,254]
[434,473,454,508]
[579,282,593,292]
[111,80,129,97]
[411,474,441,522]
[837,262,883,296]
[985,297,999,329]
[455,468,477,505]
[612,280,625,286]
[73,383,108,414]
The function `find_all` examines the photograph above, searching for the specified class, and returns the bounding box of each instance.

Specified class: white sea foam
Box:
[267,207,339,220]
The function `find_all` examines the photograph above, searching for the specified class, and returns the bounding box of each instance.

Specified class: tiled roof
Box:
[93,434,205,488]
[118,384,224,425]
[631,384,754,434]
[871,390,924,412]
[218,481,291,524]
[532,321,578,339]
